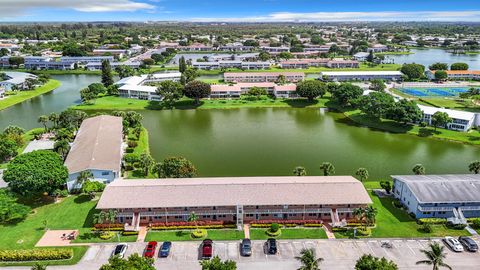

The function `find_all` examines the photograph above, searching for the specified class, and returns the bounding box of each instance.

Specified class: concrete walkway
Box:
[136,227,148,242]
[243,224,250,239]
[35,230,83,247]
[323,224,336,239]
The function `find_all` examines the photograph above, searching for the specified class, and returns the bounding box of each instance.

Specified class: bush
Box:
[0,249,73,262]
[304,223,323,227]
[357,227,371,236]
[127,140,138,148]
[266,228,282,237]
[418,223,433,233]
[392,200,403,208]
[94,223,124,230]
[270,223,280,233]
[125,148,134,153]
[470,218,480,229]
[191,229,207,238]
[100,231,115,240]
[122,231,139,236]
[447,223,467,230]
[418,218,446,225]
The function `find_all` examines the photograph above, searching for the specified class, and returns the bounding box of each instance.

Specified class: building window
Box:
[101,172,109,176]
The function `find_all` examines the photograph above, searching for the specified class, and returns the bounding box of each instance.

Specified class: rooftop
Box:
[320,71,403,76]
[393,174,480,203]
[64,115,123,174]
[96,176,372,209]
[224,72,305,77]
[418,105,475,121]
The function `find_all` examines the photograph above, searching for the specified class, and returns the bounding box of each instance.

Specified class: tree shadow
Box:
[74,194,91,204]
[282,98,319,108]
[376,194,415,223]
[418,128,440,137]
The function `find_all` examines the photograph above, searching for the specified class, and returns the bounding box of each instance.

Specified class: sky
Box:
[1,0,480,22]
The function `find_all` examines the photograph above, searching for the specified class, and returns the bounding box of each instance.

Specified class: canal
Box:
[0,69,479,180]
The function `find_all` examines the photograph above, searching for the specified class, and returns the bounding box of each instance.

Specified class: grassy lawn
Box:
[0,246,89,267]
[335,192,469,239]
[145,229,246,242]
[0,79,61,111]
[250,228,327,240]
[73,96,330,111]
[72,229,137,244]
[342,110,480,146]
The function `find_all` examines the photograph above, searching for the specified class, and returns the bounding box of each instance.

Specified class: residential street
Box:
[3,238,480,270]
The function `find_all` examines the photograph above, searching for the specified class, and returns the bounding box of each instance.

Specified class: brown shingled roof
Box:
[96,176,372,209]
[64,115,123,174]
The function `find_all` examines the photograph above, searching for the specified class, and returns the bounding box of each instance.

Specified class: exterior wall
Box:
[421,112,474,132]
[322,74,402,82]
[224,74,304,83]
[67,169,118,191]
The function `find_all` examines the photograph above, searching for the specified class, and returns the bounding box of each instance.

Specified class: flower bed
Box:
[150,224,236,230]
[94,223,124,230]
[191,229,207,238]
[0,249,73,262]
[149,221,234,227]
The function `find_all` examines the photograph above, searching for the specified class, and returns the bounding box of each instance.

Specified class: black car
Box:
[266,238,277,254]
[159,241,172,257]
[240,238,252,256]
[458,236,478,252]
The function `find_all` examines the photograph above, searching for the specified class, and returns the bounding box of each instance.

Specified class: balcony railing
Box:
[417,206,454,212]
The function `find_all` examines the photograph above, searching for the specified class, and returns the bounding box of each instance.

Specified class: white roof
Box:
[418,105,475,121]
[143,72,182,80]
[115,76,144,86]
[119,84,157,93]
[321,71,403,76]
[1,72,37,85]
[354,52,370,57]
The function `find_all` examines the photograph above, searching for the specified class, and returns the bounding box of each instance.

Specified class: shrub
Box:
[304,224,323,227]
[0,249,73,262]
[191,229,207,238]
[127,140,138,148]
[122,231,139,236]
[125,148,134,153]
[332,227,348,232]
[270,223,280,233]
[357,227,371,236]
[94,223,124,230]
[418,218,446,225]
[123,153,140,164]
[447,223,467,230]
[266,228,282,237]
[418,223,433,233]
[100,231,115,240]
[470,218,480,229]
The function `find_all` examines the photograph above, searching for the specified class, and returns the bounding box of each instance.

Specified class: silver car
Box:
[444,237,464,252]
[112,243,128,258]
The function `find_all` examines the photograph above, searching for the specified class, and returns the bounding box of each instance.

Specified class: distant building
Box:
[261,46,290,53]
[418,105,478,132]
[0,72,38,90]
[426,70,480,81]
[115,72,182,101]
[85,61,140,71]
[320,71,403,82]
[92,49,129,58]
[368,44,389,53]
[210,82,297,98]
[224,72,305,83]
[64,115,123,192]
[326,60,359,69]
[353,52,370,61]
[393,174,480,223]
[60,56,114,64]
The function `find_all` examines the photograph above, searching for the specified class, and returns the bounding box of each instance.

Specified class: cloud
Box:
[0,0,155,17]
[191,10,480,22]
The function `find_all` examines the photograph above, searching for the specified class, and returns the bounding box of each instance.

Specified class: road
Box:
[3,238,480,270]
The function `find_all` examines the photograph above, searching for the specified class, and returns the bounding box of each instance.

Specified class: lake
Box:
[387,48,480,69]
[141,108,480,180]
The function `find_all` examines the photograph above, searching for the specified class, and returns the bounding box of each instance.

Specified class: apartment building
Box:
[210,82,297,98]
[96,176,372,230]
[418,105,478,132]
[320,71,403,82]
[224,72,305,83]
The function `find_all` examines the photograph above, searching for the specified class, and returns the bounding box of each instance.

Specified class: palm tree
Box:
[31,263,47,270]
[38,115,49,132]
[295,248,323,270]
[54,139,70,159]
[94,210,118,232]
[293,166,307,176]
[412,164,426,175]
[139,152,155,177]
[355,168,369,182]
[319,162,335,176]
[76,170,93,190]
[188,211,199,230]
[416,242,452,270]
[353,208,366,228]
[49,112,60,129]
[364,206,378,227]
[469,160,480,174]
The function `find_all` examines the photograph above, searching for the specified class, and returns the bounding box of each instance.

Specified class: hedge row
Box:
[94,223,124,230]
[417,218,447,225]
[149,221,235,227]
[151,224,236,230]
[250,219,323,225]
[0,249,73,262]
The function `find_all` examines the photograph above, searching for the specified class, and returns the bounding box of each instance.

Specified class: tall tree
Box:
[295,248,323,270]
[369,79,386,92]
[296,80,327,101]
[155,157,197,178]
[431,112,452,131]
[293,166,307,176]
[428,63,449,71]
[54,139,70,160]
[355,254,398,270]
[319,162,335,176]
[156,80,184,108]
[331,83,363,107]
[184,80,211,105]
[37,115,49,132]
[386,99,423,125]
[401,63,425,80]
[76,170,93,190]
[450,62,469,71]
[358,92,395,119]
[49,112,60,129]
[115,65,134,79]
[355,168,369,182]
[416,242,452,270]
[469,160,480,174]
[412,164,426,175]
[199,255,237,270]
[101,60,114,87]
[0,189,31,223]
[139,152,155,177]
[179,56,187,73]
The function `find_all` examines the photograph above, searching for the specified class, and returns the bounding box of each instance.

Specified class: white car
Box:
[444,237,464,252]
[112,243,128,258]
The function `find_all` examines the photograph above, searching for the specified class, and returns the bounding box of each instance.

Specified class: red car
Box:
[201,239,213,259]
[144,241,158,258]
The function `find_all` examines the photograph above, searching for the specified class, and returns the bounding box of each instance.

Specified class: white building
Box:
[85,61,140,71]
[115,72,182,101]
[0,72,38,90]
[60,56,114,64]
[210,82,297,98]
[320,71,403,82]
[353,52,370,61]
[418,105,478,132]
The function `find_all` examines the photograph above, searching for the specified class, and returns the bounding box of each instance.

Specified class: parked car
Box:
[444,237,464,252]
[112,243,128,258]
[240,238,252,256]
[266,238,277,254]
[144,241,158,258]
[159,241,172,257]
[458,236,478,252]
[201,239,213,259]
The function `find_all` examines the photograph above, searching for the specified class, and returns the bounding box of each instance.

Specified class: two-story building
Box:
[64,115,123,192]
[393,174,480,224]
[224,72,305,83]
[96,176,372,231]
[417,105,477,132]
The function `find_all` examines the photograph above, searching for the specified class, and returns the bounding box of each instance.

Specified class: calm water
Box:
[387,49,480,69]
[0,74,100,130]
[141,108,480,180]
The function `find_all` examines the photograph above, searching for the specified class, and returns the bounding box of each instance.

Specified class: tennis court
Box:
[399,87,468,97]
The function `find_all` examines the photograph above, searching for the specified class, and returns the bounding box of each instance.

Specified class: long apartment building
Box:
[426,70,480,81]
[96,176,372,230]
[210,82,297,98]
[224,72,305,83]
[320,71,403,82]
[418,105,479,132]
[192,61,271,70]
[280,59,359,69]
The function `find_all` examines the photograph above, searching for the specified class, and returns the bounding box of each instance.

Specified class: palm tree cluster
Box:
[353,206,378,229]
[295,248,323,270]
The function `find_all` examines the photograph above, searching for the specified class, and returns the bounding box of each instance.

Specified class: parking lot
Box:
[19,237,479,270]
